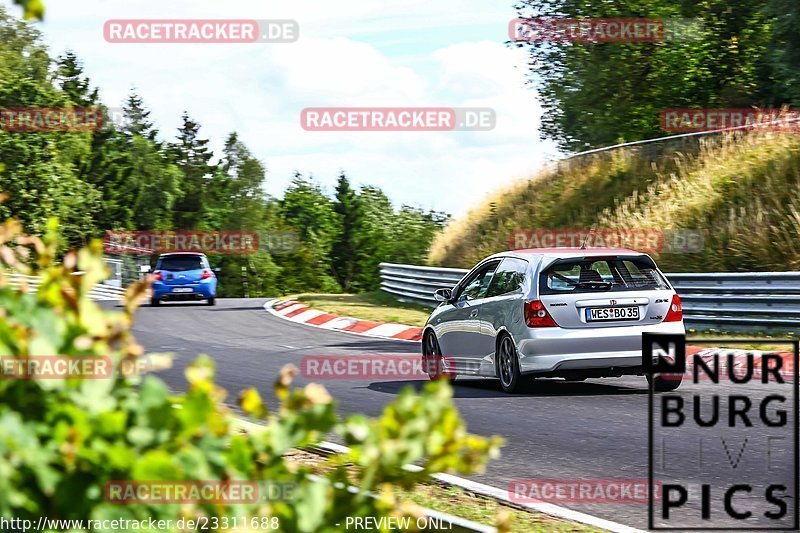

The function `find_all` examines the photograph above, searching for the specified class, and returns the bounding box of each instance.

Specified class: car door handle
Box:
[469,309,479,318]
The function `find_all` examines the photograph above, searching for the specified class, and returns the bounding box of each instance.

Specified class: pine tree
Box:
[55,51,98,106]
[122,89,158,141]
[170,112,215,229]
[330,172,367,291]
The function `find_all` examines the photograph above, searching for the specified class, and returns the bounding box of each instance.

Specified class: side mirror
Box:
[213,267,221,273]
[434,287,453,302]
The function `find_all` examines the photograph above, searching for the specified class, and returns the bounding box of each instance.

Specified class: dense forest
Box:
[0,7,448,297]
[518,0,800,151]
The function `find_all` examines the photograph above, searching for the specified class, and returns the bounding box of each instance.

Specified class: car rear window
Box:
[539,257,670,294]
[157,256,204,272]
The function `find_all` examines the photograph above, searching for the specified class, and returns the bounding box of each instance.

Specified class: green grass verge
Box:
[429,131,800,273]
[687,330,797,351]
[290,291,432,327]
[397,484,603,532]
[285,450,602,533]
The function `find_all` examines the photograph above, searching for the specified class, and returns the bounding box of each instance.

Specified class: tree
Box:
[388,206,449,265]
[356,186,393,289]
[276,173,340,293]
[121,89,158,141]
[205,133,273,297]
[170,112,215,229]
[330,172,368,291]
[54,51,98,107]
[129,136,181,229]
[765,0,800,105]
[208,132,267,229]
[52,51,135,237]
[0,3,450,295]
[517,0,778,151]
[0,8,101,246]
[76,115,132,233]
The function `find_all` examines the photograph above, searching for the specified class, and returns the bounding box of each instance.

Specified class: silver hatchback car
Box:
[421,247,685,393]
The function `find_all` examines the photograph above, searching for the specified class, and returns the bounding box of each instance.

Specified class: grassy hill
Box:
[429,131,800,272]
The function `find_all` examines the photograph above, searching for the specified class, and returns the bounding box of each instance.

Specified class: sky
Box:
[3,0,559,216]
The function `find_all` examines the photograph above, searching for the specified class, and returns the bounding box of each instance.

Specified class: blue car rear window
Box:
[158,257,203,272]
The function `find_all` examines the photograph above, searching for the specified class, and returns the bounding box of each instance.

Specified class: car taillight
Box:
[664,294,683,322]
[525,300,557,327]
[201,270,213,279]
[152,270,163,281]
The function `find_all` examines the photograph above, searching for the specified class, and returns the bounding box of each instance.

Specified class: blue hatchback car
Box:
[150,252,218,306]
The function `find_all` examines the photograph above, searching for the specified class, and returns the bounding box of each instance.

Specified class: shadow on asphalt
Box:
[366,378,647,398]
[324,340,420,352]
[143,302,210,308]
[141,303,266,310]
[207,305,269,311]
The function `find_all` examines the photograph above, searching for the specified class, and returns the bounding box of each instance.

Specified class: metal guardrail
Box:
[5,273,128,301]
[379,262,800,331]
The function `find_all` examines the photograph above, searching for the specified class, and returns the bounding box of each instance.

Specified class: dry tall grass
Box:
[429,131,800,271]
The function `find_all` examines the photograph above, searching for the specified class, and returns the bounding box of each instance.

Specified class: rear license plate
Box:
[172,287,193,293]
[586,306,639,321]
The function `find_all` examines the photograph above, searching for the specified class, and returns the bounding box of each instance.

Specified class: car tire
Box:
[207,297,215,306]
[646,373,682,392]
[497,334,524,393]
[151,298,160,306]
[422,331,455,382]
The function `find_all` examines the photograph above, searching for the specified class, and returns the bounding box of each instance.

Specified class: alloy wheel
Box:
[498,336,516,388]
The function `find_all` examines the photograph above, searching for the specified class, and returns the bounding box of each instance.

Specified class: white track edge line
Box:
[234,416,643,533]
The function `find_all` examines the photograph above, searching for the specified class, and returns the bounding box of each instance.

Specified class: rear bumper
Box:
[152,283,215,301]
[515,321,685,374]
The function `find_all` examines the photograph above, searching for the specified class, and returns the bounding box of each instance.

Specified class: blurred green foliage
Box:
[0,219,503,531]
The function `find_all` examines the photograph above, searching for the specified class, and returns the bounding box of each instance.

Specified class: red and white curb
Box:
[264,299,424,342]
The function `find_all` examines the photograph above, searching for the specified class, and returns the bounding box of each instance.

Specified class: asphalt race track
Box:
[119,298,797,531]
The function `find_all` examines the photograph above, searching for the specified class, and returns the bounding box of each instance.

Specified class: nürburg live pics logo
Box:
[645,333,798,530]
